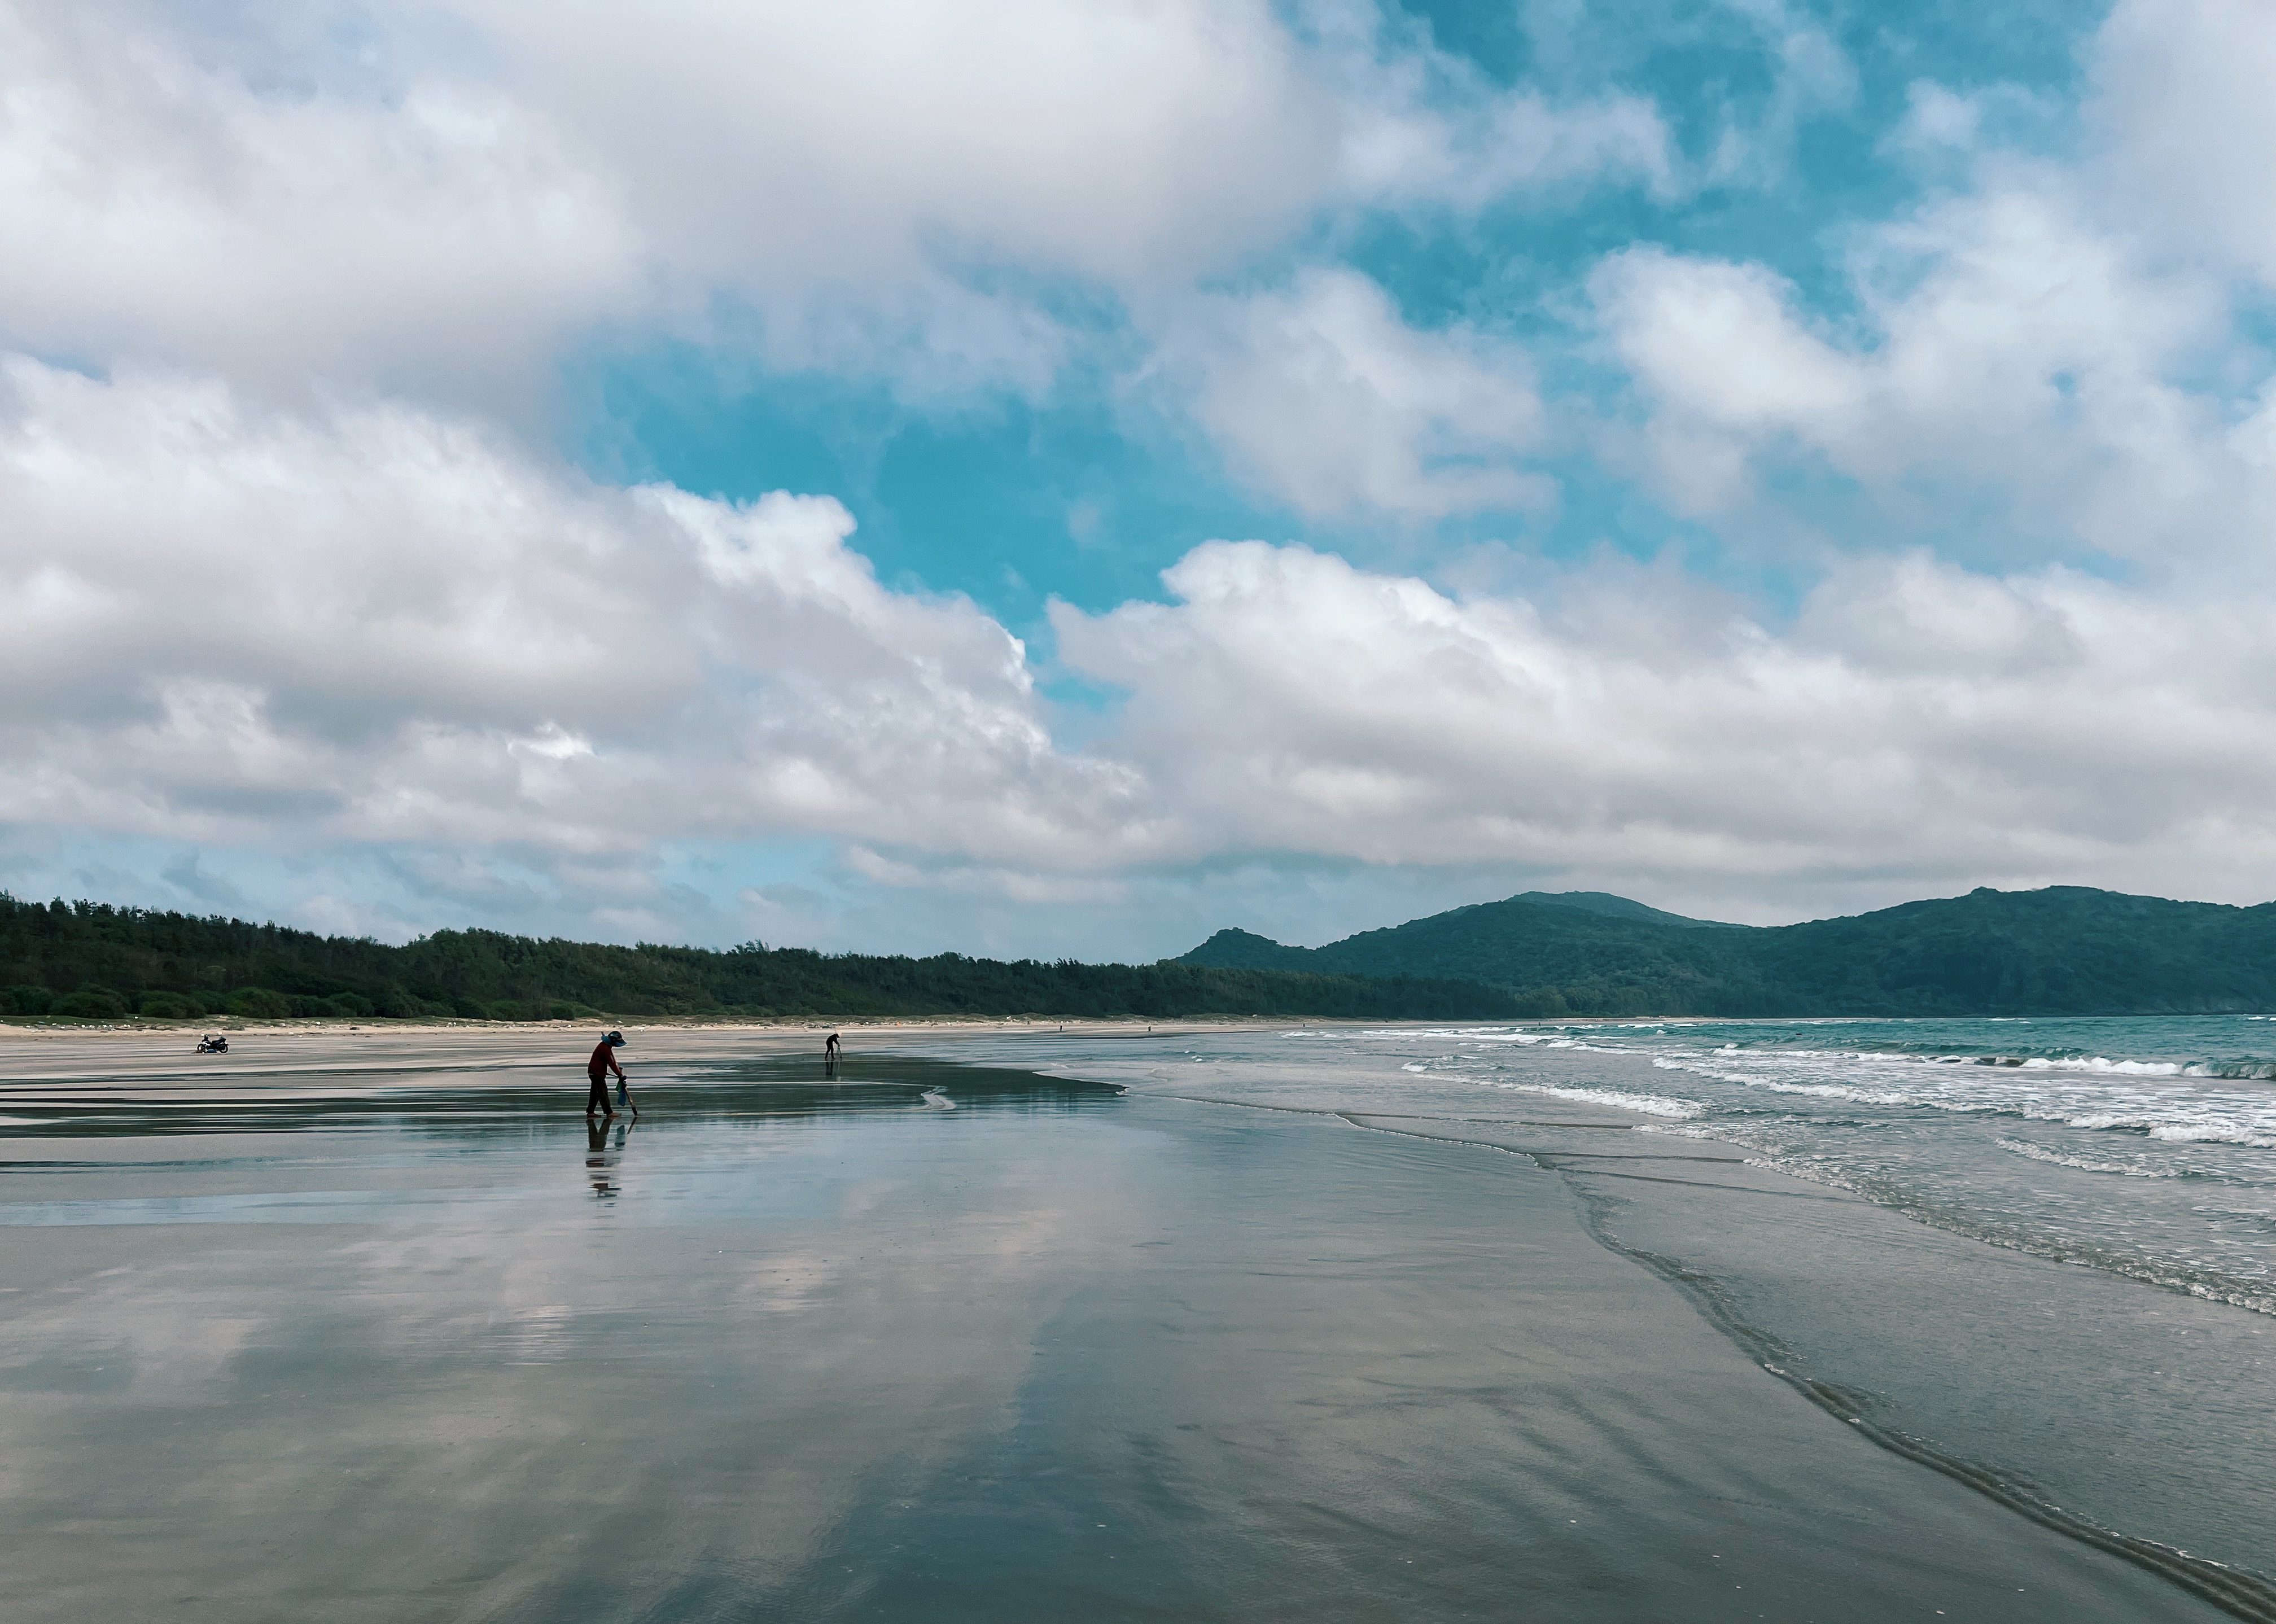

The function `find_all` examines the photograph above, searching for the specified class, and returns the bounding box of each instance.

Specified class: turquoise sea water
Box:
[968,1017,2276,1597]
[1385,1014,2276,1312]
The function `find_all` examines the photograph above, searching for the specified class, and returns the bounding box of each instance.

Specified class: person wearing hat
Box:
[586,1031,628,1117]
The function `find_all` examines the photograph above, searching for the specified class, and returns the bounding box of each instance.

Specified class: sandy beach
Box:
[0,1018,1263,1084]
[0,1023,2254,1621]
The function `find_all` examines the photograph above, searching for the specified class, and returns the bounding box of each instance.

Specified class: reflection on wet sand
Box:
[0,1035,2243,1623]
[585,1117,629,1198]
[0,1052,1130,1622]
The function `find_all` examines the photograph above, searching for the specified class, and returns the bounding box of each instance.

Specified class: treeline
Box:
[0,894,1518,1022]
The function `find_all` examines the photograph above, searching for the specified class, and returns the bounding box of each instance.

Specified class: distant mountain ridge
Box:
[1179,886,2276,1017]
[1500,890,1743,929]
[10,885,2266,1025]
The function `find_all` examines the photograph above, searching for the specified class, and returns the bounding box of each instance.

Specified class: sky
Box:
[5,0,2276,960]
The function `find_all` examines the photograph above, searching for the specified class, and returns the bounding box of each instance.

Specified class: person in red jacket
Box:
[586,1031,626,1117]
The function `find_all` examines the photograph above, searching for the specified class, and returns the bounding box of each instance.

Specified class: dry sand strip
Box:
[0,1018,1284,1088]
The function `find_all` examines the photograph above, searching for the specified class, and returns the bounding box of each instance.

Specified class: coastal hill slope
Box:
[1499,890,1743,929]
[1180,886,2276,1017]
[10,883,2270,1024]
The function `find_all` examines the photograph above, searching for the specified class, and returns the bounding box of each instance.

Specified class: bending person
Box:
[586,1030,627,1117]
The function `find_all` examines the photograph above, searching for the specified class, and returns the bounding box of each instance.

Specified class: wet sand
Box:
[0,1027,2243,1621]
[0,1018,1219,1081]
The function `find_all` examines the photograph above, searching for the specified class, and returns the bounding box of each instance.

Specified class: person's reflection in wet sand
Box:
[584,1117,630,1200]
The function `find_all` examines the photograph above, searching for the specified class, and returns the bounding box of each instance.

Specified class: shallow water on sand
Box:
[1432,1015,2276,1313]
[0,1038,2252,1621]
[971,1024,2276,1607]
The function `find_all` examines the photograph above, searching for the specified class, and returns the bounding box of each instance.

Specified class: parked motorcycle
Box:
[196,1034,229,1054]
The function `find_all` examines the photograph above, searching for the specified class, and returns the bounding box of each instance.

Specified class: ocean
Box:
[1329,1013,2276,1312]
[975,1017,2276,1605]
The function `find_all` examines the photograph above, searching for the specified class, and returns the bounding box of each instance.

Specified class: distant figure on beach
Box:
[825,1032,841,1062]
[586,1031,626,1117]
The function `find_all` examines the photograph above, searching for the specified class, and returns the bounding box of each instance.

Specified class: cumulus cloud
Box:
[0,0,1317,401]
[0,3,639,402]
[456,0,1334,288]
[1051,541,2276,901]
[1698,0,1858,185]
[1586,0,2276,570]
[1340,85,1673,211]
[1158,268,1551,520]
[0,355,1150,874]
[1591,181,2252,563]
[2089,0,2276,286]
[1319,2,1674,208]
[11,0,2276,951]
[0,0,1676,409]
[10,352,2276,936]
[1590,248,1863,511]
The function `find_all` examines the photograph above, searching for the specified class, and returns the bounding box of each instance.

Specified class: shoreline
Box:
[0,1013,1363,1040]
[1014,1030,2276,1615]
[0,1021,2257,1619]
[0,1018,1397,1087]
[0,1010,1752,1047]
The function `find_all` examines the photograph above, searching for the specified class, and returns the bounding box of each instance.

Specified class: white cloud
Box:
[0,0,1677,410]
[1591,248,1863,511]
[1679,0,1857,187]
[1158,268,1551,519]
[2090,0,2276,287]
[1319,3,1674,209]
[1051,540,2276,903]
[11,354,2276,938]
[1591,179,2249,562]
[1889,82,1982,154]
[0,0,1318,403]
[0,3,640,403]
[13,0,2276,953]
[1340,85,1673,209]
[0,355,1149,872]
[454,0,1335,291]
[1587,0,2276,570]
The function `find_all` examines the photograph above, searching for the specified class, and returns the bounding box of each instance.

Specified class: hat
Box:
[604,1030,624,1046]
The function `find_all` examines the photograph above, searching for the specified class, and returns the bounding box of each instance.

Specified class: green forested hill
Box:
[1504,891,1741,929]
[1181,886,2276,1017]
[15,882,2266,1026]
[0,894,1517,1023]
[1749,887,2276,1014]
